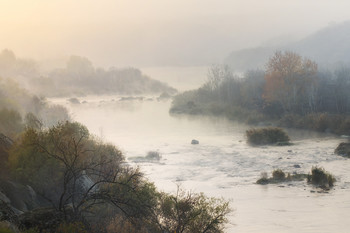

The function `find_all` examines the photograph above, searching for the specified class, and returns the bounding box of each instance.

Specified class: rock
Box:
[0,181,48,212]
[67,97,80,104]
[119,96,143,101]
[288,150,292,152]
[335,142,350,157]
[0,200,19,230]
[0,191,10,204]
[293,164,301,168]
[191,139,199,145]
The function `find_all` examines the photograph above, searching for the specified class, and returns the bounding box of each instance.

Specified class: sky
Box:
[1,0,350,67]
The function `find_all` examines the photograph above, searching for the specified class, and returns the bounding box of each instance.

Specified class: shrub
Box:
[145,151,161,160]
[55,222,88,233]
[256,169,307,185]
[0,228,14,233]
[256,172,269,184]
[272,169,285,180]
[246,127,290,145]
[335,142,350,157]
[307,167,336,188]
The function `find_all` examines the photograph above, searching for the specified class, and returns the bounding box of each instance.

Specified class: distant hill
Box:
[0,51,177,97]
[225,21,350,71]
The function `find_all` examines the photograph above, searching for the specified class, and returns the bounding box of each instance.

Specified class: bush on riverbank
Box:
[335,142,350,157]
[246,127,290,145]
[307,167,336,188]
[278,113,350,135]
[256,169,307,184]
[257,167,336,188]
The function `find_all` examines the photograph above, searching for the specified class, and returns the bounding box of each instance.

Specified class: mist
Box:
[2,1,350,233]
[2,0,350,67]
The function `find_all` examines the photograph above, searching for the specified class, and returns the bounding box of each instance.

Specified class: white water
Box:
[51,97,350,233]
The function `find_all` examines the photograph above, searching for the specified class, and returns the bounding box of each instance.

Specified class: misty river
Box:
[51,96,350,233]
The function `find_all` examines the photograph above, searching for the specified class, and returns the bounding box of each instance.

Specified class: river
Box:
[51,96,350,233]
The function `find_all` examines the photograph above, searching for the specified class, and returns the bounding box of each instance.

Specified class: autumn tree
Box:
[263,51,318,114]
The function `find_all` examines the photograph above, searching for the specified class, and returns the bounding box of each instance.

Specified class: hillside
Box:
[0,50,177,97]
[225,21,350,71]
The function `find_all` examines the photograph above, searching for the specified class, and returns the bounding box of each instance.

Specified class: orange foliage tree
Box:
[263,51,318,114]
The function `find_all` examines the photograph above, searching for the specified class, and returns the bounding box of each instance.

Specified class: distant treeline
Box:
[171,51,350,135]
[0,49,177,97]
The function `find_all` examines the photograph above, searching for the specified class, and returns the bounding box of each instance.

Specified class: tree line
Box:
[171,51,350,134]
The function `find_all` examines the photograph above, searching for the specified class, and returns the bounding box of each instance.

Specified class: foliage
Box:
[171,51,350,135]
[272,169,285,180]
[246,127,290,145]
[151,187,231,233]
[0,108,23,138]
[278,113,350,134]
[263,51,318,114]
[0,228,14,233]
[256,170,307,185]
[106,216,148,233]
[334,142,350,157]
[307,167,336,188]
[55,222,88,233]
[8,121,131,219]
[45,56,177,97]
[7,121,231,232]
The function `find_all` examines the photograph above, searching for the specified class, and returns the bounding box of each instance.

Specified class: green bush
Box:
[307,167,336,188]
[246,127,290,145]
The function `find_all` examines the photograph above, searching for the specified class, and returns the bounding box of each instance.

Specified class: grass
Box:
[246,127,290,145]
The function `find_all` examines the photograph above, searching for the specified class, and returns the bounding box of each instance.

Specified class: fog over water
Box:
[3,1,350,231]
[51,96,350,233]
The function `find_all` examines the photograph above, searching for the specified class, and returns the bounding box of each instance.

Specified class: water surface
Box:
[52,97,350,233]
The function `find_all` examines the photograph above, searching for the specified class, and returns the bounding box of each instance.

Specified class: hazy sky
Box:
[1,0,350,67]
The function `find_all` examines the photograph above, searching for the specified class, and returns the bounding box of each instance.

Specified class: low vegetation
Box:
[334,142,350,157]
[307,166,336,188]
[246,127,290,145]
[257,167,336,189]
[256,169,307,185]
